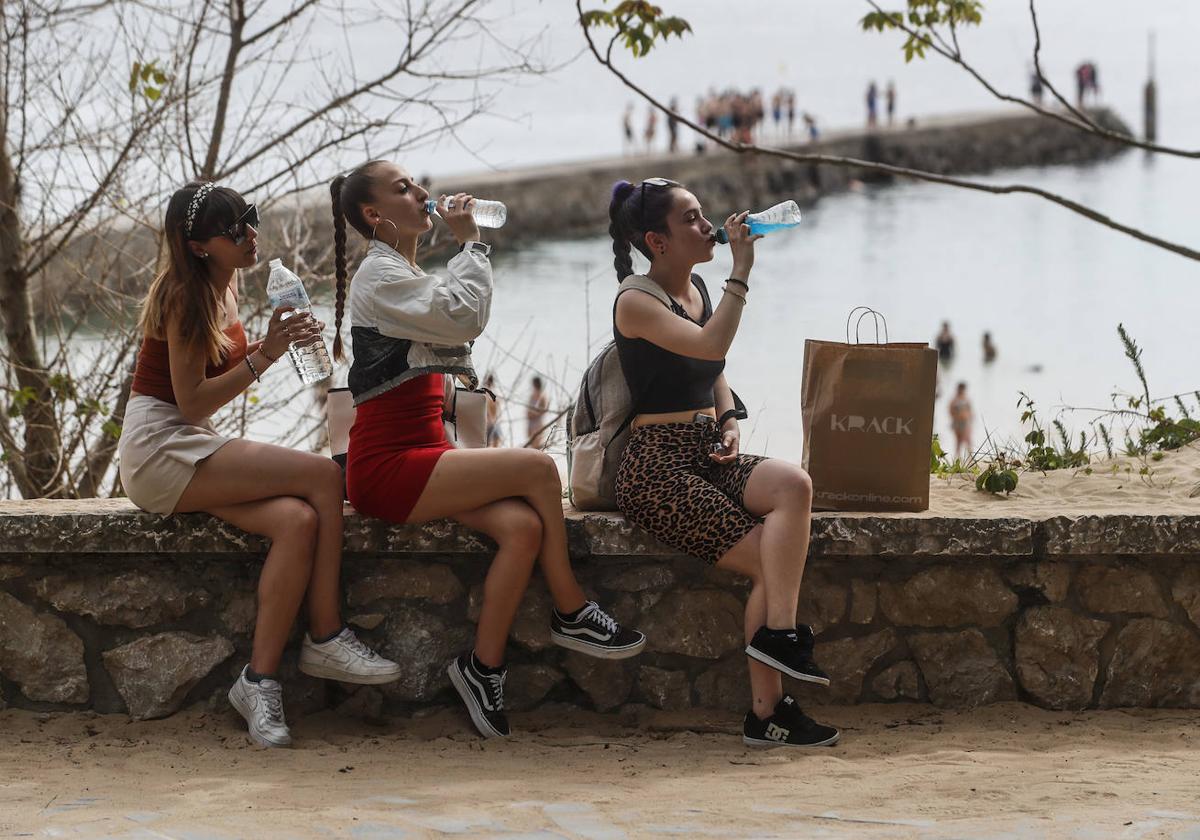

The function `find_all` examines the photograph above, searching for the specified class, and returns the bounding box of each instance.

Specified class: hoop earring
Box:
[371,218,399,245]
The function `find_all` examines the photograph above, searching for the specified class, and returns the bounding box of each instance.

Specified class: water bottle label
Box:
[269,286,308,310]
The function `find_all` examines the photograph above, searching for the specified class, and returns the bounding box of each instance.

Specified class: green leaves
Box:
[975,461,1018,495]
[581,1,693,58]
[860,0,985,62]
[129,60,169,102]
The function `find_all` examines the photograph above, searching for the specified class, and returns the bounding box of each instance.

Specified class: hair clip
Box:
[184,182,217,237]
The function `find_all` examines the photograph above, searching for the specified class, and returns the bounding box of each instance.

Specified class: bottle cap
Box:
[269,258,282,268]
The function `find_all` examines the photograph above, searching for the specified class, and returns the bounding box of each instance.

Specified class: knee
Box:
[310,457,348,502]
[273,497,319,546]
[523,451,562,495]
[493,504,543,557]
[777,466,813,510]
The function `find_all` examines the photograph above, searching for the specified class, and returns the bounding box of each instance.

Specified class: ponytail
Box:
[330,174,349,361]
[609,180,637,283]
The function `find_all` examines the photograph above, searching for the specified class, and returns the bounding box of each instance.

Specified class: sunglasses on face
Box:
[220,204,259,245]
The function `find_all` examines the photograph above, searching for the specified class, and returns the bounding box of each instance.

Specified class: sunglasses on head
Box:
[220,204,259,245]
[637,177,677,219]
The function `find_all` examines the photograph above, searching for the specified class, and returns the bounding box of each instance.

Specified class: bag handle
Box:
[845,306,889,345]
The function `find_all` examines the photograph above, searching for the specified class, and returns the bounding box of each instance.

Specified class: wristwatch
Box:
[460,240,492,256]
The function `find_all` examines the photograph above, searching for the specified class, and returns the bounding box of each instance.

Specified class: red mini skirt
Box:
[346,373,453,523]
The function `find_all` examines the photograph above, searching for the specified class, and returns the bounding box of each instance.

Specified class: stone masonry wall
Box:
[1,501,1198,719]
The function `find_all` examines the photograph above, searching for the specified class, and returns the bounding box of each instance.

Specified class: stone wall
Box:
[419,109,1131,250]
[2,501,1198,719]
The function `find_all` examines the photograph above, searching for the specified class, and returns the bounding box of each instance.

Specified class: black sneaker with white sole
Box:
[550,600,646,659]
[447,652,509,738]
[745,624,830,686]
[743,694,840,748]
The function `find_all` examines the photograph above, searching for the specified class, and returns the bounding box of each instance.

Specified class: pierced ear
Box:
[644,231,667,256]
[187,240,207,259]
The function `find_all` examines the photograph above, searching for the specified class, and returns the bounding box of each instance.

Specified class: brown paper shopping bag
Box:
[801,308,937,512]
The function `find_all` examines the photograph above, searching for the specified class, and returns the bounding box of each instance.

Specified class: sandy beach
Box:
[2,702,1199,839]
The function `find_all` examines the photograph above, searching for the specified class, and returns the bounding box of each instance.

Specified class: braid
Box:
[330,175,349,362]
[608,179,638,283]
[610,217,633,283]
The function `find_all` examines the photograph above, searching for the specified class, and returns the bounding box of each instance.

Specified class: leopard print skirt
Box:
[615,419,766,565]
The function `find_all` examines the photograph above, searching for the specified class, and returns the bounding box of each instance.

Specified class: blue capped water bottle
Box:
[713,200,802,243]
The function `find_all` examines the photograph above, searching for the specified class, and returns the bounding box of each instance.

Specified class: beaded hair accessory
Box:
[184,182,217,237]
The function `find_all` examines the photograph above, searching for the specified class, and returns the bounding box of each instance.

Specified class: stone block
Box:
[0,564,24,580]
[34,571,209,629]
[348,613,386,631]
[1171,566,1200,631]
[103,632,233,720]
[641,591,743,659]
[694,656,748,712]
[909,629,1015,708]
[1100,618,1200,707]
[1076,564,1169,618]
[1004,562,1070,603]
[871,662,922,701]
[507,664,564,711]
[798,571,847,635]
[637,666,691,710]
[811,515,1033,557]
[562,653,633,711]
[1042,515,1200,556]
[336,686,385,721]
[219,592,257,635]
[849,580,877,624]
[346,562,464,607]
[468,584,555,652]
[0,591,89,704]
[1015,606,1108,709]
[815,630,897,703]
[601,565,675,593]
[378,606,471,702]
[879,567,1017,628]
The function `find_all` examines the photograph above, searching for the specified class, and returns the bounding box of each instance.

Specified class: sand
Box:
[917,441,1200,519]
[2,703,1199,839]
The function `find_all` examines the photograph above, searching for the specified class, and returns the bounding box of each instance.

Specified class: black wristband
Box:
[727,277,749,291]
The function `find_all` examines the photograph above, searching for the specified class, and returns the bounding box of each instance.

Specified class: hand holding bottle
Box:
[723,210,762,279]
[436,192,481,245]
[263,308,321,359]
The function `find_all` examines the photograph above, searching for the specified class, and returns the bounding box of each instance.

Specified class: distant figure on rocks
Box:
[1029,67,1044,105]
[803,111,819,142]
[787,90,797,138]
[526,375,550,449]
[667,97,680,153]
[484,373,502,447]
[866,80,879,128]
[886,80,896,126]
[949,382,974,463]
[982,332,997,364]
[622,103,634,153]
[935,321,956,362]
[1075,61,1100,107]
[644,105,658,153]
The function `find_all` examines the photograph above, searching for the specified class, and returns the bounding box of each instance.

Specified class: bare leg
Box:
[202,496,317,674]
[450,499,541,667]
[717,527,783,719]
[175,440,349,645]
[406,448,586,613]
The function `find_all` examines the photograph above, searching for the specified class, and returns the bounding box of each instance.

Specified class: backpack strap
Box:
[608,276,675,445]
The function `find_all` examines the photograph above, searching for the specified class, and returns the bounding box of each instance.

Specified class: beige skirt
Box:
[118,394,233,514]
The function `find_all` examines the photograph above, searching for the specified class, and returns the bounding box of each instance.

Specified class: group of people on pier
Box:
[117,166,838,751]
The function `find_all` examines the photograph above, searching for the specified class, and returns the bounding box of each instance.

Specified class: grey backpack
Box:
[566,275,673,511]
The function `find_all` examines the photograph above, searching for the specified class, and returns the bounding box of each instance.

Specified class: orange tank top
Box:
[131,322,249,405]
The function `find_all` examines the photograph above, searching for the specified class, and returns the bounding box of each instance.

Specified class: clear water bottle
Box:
[425,198,507,229]
[713,200,802,243]
[265,258,333,385]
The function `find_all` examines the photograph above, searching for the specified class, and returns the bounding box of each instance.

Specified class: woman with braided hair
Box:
[607,177,839,748]
[329,161,645,739]
[119,181,400,749]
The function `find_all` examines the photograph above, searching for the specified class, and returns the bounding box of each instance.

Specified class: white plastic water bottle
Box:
[425,198,507,229]
[714,200,802,243]
[265,258,333,385]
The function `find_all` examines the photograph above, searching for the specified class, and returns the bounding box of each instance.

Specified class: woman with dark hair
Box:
[608,177,839,748]
[329,161,645,739]
[119,181,400,748]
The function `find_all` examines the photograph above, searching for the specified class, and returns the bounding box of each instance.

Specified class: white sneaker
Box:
[228,666,291,748]
[298,627,402,685]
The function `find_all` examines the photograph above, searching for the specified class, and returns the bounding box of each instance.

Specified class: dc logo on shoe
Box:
[765,722,790,742]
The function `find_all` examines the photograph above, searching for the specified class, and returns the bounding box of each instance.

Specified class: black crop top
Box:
[613,274,725,414]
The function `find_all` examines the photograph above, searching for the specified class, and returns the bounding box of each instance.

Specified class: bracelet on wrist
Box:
[245,355,262,382]
[259,345,278,363]
[722,283,748,303]
[727,277,749,291]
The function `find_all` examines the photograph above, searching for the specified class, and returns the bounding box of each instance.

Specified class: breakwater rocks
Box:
[428,108,1131,249]
[2,500,1199,719]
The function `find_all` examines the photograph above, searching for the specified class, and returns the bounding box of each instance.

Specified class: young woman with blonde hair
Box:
[119,181,399,748]
[330,160,645,739]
